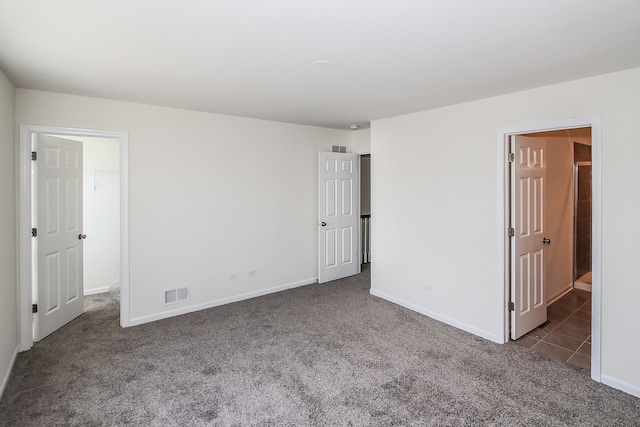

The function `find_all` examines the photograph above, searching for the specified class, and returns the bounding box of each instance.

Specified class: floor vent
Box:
[332,145,347,153]
[164,286,190,305]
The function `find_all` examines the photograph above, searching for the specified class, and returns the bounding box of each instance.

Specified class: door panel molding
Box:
[18,125,130,351]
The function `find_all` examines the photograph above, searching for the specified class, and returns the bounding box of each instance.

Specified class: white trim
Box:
[0,345,18,400]
[18,125,130,351]
[547,283,575,306]
[84,286,111,296]
[370,289,499,343]
[601,374,640,399]
[496,116,602,382]
[128,277,317,327]
[573,282,592,292]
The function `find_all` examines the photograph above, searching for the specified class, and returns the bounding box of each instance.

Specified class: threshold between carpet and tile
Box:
[515,289,592,370]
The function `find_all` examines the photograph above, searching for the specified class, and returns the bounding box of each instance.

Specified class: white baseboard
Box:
[573,281,592,292]
[84,286,110,296]
[547,283,574,305]
[369,289,499,343]
[128,277,318,327]
[85,281,121,296]
[601,374,640,398]
[0,345,18,401]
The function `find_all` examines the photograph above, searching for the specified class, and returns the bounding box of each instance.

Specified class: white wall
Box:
[371,67,640,395]
[80,137,120,294]
[351,128,371,154]
[16,90,352,324]
[0,67,17,398]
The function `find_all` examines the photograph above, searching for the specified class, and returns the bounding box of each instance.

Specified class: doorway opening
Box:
[64,135,122,299]
[498,116,601,382]
[18,125,130,352]
[510,128,592,370]
[360,154,371,268]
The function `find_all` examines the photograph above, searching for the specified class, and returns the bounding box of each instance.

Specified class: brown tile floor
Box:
[515,288,592,370]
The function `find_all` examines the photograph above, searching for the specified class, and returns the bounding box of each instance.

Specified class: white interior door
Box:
[34,134,84,341]
[510,135,548,340]
[318,152,360,283]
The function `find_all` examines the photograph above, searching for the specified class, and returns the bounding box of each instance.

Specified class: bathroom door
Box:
[510,135,548,340]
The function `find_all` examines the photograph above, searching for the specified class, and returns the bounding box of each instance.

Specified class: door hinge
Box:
[31,227,37,237]
[31,151,37,161]
[32,304,38,314]
[508,152,514,162]
[508,302,515,312]
[508,227,514,237]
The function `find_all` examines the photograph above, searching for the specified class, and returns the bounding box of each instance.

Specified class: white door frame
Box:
[497,116,601,382]
[18,124,130,351]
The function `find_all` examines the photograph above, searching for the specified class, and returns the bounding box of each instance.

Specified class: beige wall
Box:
[525,130,577,302]
[16,90,352,324]
[371,67,640,396]
[0,67,17,397]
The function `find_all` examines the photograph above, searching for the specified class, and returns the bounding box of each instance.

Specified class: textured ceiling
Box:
[1,0,639,129]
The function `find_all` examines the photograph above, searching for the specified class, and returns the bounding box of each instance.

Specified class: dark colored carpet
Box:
[1,268,639,426]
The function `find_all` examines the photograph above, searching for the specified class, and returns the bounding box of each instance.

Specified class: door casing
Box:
[497,116,601,382]
[18,124,130,351]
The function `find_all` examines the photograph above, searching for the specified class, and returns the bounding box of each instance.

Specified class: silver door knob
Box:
[78,234,87,240]
[321,222,327,226]
[542,237,551,244]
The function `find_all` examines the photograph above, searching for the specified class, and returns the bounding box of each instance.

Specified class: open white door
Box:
[34,135,85,341]
[318,152,360,283]
[510,135,548,340]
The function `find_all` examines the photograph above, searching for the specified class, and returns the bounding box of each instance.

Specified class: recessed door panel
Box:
[534,249,544,307]
[325,228,337,268]
[66,246,80,302]
[519,177,530,237]
[341,179,352,216]
[518,253,530,314]
[44,177,60,236]
[45,252,60,313]
[341,226,352,264]
[533,177,543,235]
[65,147,79,168]
[65,177,80,231]
[45,146,59,167]
[325,178,337,217]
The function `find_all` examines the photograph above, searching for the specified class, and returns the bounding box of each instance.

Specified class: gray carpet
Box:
[1,268,639,426]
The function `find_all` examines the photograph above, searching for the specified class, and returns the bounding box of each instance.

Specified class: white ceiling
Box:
[1,1,639,129]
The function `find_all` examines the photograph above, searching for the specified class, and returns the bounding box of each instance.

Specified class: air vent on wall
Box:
[164,286,190,305]
[332,145,347,153]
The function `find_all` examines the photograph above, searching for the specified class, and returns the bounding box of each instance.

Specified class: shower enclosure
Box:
[574,160,592,290]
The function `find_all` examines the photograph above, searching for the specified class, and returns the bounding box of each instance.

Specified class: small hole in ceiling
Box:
[313,60,333,68]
